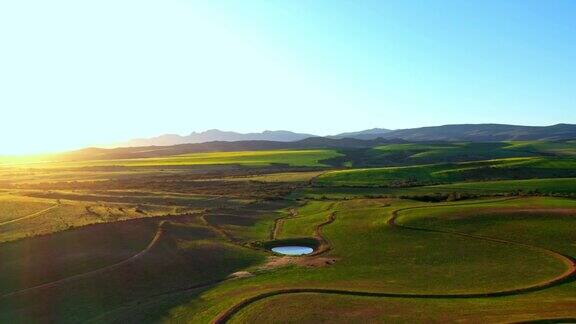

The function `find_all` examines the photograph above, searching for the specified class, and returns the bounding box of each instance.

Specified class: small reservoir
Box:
[271,246,314,256]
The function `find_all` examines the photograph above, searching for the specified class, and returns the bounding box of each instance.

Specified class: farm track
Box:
[0,204,59,226]
[89,206,337,322]
[308,210,337,256]
[270,208,299,240]
[270,202,336,241]
[212,197,576,324]
[88,211,277,322]
[199,214,235,242]
[0,220,167,300]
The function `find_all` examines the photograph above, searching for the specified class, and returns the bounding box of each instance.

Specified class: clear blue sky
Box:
[1,0,575,154]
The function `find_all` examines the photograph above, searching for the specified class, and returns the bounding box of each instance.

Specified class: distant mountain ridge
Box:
[117,123,575,148]
[341,123,576,141]
[66,137,402,161]
[60,123,576,162]
[329,128,392,140]
[123,129,317,147]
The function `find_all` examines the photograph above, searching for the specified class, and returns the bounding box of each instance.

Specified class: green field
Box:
[1,141,575,323]
[504,140,576,156]
[297,177,576,200]
[316,157,576,187]
[2,149,341,169]
[154,197,576,323]
[224,197,576,323]
[2,0,575,318]
[375,142,535,161]
[425,177,576,195]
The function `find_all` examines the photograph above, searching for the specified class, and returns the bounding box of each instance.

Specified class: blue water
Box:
[271,246,314,256]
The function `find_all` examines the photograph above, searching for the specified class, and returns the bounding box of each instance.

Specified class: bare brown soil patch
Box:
[228,271,253,279]
[259,255,338,270]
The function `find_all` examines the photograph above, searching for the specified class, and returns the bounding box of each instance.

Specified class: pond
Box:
[271,246,314,256]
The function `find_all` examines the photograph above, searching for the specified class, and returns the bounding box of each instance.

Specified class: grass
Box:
[2,190,575,322]
[1,140,575,323]
[0,191,288,243]
[426,178,576,195]
[296,177,576,200]
[154,197,574,323]
[3,149,342,168]
[0,213,268,323]
[316,157,576,187]
[229,291,576,323]
[222,171,326,182]
[398,197,576,256]
[0,195,56,224]
[226,197,576,323]
[375,141,576,161]
[504,140,576,156]
[0,219,157,294]
[277,201,333,239]
[330,141,576,168]
[375,142,535,161]
[19,189,252,208]
[0,193,203,243]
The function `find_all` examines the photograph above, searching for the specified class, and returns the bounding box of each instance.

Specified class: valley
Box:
[0,138,574,322]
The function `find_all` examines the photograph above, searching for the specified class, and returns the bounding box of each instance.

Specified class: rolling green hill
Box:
[325,140,576,168]
[1,138,575,323]
[316,157,576,187]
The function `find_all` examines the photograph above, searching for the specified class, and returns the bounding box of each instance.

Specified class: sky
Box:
[1,0,575,154]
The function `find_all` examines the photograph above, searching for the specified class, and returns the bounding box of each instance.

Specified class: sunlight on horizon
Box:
[1,0,575,155]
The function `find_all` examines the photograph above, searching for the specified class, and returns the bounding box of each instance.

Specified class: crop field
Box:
[374,141,576,159]
[424,177,576,195]
[297,177,576,200]
[2,149,341,169]
[375,142,536,161]
[0,195,56,224]
[152,197,576,323]
[0,215,267,323]
[316,157,576,187]
[327,140,576,168]
[226,198,576,323]
[221,170,327,182]
[0,191,215,243]
[504,140,576,156]
[0,141,575,323]
[5,0,576,320]
[275,201,333,239]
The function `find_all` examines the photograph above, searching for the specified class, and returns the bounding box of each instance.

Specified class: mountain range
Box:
[123,130,316,147]
[119,124,575,147]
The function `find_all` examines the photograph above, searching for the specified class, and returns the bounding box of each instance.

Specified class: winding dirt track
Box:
[269,208,299,240]
[3,198,575,322]
[0,205,59,227]
[0,220,168,300]
[308,210,337,256]
[212,197,576,324]
[199,214,235,242]
[270,202,336,242]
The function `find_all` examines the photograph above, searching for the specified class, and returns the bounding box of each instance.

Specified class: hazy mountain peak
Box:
[116,123,575,148]
[330,128,393,139]
[120,129,317,147]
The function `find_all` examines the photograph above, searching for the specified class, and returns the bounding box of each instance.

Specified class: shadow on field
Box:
[0,211,267,323]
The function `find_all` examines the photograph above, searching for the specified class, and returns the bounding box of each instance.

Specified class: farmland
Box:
[1,149,341,169]
[316,157,576,187]
[164,197,576,323]
[0,141,575,323]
